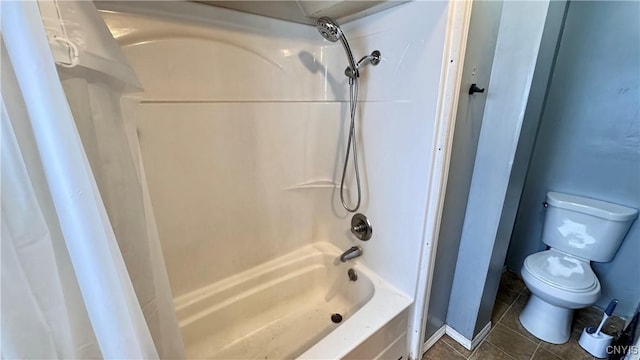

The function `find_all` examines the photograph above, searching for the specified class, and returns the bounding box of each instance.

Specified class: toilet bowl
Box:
[520,249,600,343]
[518,192,637,345]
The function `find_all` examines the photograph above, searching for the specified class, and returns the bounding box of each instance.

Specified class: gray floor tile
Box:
[486,324,539,360]
[499,270,526,293]
[492,300,511,324]
[498,292,542,344]
[423,339,467,360]
[532,347,563,360]
[540,327,595,360]
[469,341,516,360]
[442,334,474,358]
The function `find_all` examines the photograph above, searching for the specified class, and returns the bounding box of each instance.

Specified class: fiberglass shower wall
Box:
[324,2,448,298]
[100,1,448,300]
[101,5,336,297]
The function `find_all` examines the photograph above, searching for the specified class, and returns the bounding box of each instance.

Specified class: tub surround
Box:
[100,0,448,300]
[100,1,450,357]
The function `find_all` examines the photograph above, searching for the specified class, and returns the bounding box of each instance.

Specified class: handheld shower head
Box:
[316,17,357,79]
[314,18,381,213]
[316,17,381,80]
[316,17,342,42]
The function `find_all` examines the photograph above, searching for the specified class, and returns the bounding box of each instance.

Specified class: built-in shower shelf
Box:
[286,180,341,190]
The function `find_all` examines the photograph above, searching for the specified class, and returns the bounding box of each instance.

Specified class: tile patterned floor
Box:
[423,270,626,360]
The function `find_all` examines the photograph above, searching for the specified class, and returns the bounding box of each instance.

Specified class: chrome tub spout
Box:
[340,246,363,262]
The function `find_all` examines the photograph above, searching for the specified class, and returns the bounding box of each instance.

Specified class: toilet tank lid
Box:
[546,192,638,221]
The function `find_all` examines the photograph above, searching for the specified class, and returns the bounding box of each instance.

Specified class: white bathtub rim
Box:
[177,264,325,327]
[297,262,413,360]
[174,242,340,310]
[173,241,413,359]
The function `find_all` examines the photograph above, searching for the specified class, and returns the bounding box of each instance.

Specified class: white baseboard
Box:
[445,322,491,351]
[422,325,447,353]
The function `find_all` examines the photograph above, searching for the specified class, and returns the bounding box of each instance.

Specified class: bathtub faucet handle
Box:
[350,213,372,241]
[352,223,367,232]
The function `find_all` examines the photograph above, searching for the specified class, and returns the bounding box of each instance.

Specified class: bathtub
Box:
[174,242,412,359]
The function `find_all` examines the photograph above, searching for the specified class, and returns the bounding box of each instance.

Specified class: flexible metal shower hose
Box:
[340,78,361,212]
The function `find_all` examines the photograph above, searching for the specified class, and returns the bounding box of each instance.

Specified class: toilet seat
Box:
[523,250,598,292]
[520,249,601,343]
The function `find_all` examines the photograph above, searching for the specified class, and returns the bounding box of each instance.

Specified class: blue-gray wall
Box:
[506,1,640,318]
[424,0,504,342]
[445,0,559,340]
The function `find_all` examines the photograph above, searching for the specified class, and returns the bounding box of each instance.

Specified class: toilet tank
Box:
[542,192,638,262]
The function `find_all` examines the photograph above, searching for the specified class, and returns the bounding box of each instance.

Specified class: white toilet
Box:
[519,192,637,344]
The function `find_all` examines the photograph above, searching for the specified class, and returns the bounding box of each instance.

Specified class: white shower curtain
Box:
[1,1,184,358]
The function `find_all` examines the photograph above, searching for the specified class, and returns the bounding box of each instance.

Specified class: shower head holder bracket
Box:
[345,50,382,79]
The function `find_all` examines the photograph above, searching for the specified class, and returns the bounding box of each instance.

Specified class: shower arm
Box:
[345,50,382,79]
[357,50,381,69]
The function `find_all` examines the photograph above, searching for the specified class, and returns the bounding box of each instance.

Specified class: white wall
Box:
[507,0,640,318]
[100,1,449,315]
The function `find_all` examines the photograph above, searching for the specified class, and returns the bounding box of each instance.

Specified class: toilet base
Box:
[519,294,573,344]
